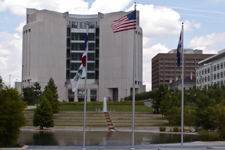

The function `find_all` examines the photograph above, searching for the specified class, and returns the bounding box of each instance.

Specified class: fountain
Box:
[103,97,107,112]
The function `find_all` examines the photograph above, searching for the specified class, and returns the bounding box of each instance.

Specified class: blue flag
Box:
[177,29,182,67]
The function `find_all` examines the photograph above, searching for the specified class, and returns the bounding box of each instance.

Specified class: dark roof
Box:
[169,77,196,85]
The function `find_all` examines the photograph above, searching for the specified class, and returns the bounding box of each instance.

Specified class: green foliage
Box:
[60,101,144,105]
[152,84,167,110]
[22,86,36,105]
[215,107,225,139]
[159,126,166,132]
[44,77,59,101]
[165,106,181,126]
[184,106,195,130]
[33,82,42,103]
[173,127,179,132]
[198,130,219,141]
[33,95,54,129]
[43,88,59,113]
[0,76,26,147]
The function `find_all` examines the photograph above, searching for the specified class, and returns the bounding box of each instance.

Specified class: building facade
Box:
[152,49,213,90]
[16,9,145,102]
[196,49,225,89]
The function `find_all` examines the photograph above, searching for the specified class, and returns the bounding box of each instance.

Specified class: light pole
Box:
[9,74,11,87]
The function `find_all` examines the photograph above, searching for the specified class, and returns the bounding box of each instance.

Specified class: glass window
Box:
[214,65,216,71]
[205,76,207,82]
[205,69,207,74]
[72,21,78,28]
[87,63,95,71]
[197,72,199,77]
[87,73,95,79]
[217,64,220,70]
[80,22,87,29]
[221,63,224,69]
[217,73,220,79]
[71,53,82,60]
[208,68,210,73]
[214,74,216,80]
[208,76,210,81]
[88,22,95,29]
[202,70,204,75]
[71,63,81,70]
[88,53,95,60]
[221,72,224,78]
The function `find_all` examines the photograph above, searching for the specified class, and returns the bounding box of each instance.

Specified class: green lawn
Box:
[59,105,153,112]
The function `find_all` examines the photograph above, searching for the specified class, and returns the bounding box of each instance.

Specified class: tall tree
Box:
[22,86,35,105]
[43,88,59,113]
[0,76,26,146]
[44,77,59,101]
[33,82,42,104]
[33,95,54,129]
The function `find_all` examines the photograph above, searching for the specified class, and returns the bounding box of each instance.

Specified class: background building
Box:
[15,9,145,102]
[152,49,213,90]
[196,49,225,89]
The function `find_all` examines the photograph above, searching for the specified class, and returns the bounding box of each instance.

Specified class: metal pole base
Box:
[81,148,86,150]
[131,148,135,150]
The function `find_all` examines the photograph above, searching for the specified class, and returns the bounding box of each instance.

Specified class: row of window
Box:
[69,21,96,29]
[197,72,224,84]
[213,63,224,71]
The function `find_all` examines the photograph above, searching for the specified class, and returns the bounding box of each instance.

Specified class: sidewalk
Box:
[1,141,225,150]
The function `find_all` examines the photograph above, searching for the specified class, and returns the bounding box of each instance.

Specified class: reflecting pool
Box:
[18,131,199,146]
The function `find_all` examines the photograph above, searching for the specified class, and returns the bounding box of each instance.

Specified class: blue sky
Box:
[1,0,225,91]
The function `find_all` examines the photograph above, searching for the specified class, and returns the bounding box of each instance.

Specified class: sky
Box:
[1,0,225,91]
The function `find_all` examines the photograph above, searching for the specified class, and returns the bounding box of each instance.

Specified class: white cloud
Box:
[188,32,225,53]
[127,4,193,39]
[15,21,26,32]
[143,43,170,91]
[0,32,22,85]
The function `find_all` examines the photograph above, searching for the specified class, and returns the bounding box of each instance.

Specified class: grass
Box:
[59,104,153,112]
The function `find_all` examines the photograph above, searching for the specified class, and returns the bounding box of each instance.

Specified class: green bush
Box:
[198,130,219,141]
[173,127,179,132]
[159,126,166,132]
[60,101,144,105]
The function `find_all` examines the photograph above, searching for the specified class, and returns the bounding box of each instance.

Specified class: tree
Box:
[216,106,225,139]
[152,84,167,111]
[22,86,35,105]
[184,106,195,131]
[33,95,54,129]
[33,82,42,104]
[43,88,59,113]
[0,76,26,147]
[44,77,59,101]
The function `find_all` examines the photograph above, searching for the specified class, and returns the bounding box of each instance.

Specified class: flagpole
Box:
[82,20,89,150]
[181,22,184,147]
[131,2,136,150]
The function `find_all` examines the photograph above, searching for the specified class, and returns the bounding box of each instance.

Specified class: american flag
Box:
[111,10,136,33]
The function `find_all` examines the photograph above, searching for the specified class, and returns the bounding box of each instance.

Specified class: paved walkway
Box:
[2,142,225,150]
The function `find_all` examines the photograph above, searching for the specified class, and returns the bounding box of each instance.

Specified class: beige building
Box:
[16,9,145,102]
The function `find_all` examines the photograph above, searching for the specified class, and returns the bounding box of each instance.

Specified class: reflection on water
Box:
[18,131,198,146]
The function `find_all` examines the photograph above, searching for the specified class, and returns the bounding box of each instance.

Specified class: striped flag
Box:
[71,34,88,92]
[177,28,182,67]
[111,10,136,33]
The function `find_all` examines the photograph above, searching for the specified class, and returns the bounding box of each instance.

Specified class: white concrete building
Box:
[16,9,145,102]
[196,49,225,89]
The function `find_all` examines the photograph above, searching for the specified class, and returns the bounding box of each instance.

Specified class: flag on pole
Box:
[71,34,88,92]
[111,10,136,33]
[177,28,183,67]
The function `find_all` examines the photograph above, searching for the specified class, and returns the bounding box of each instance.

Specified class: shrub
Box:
[198,130,219,141]
[159,126,166,132]
[173,127,179,132]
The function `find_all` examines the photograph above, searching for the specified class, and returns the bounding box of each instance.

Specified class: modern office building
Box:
[15,9,145,102]
[152,49,213,90]
[196,49,225,89]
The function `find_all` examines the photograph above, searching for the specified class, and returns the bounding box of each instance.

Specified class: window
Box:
[221,81,224,86]
[217,73,220,79]
[197,79,199,84]
[72,21,78,28]
[87,63,95,71]
[88,22,95,29]
[202,70,204,75]
[205,76,207,82]
[208,68,210,73]
[71,63,80,70]
[71,53,82,60]
[87,73,95,79]
[197,72,199,77]
[214,65,216,71]
[221,72,224,78]
[205,69,207,74]
[80,22,86,29]
[208,76,210,81]
[214,74,216,80]
[217,64,220,70]
[88,53,95,60]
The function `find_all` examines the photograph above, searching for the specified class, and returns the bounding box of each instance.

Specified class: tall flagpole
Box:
[181,22,184,147]
[82,20,89,150]
[131,2,136,150]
